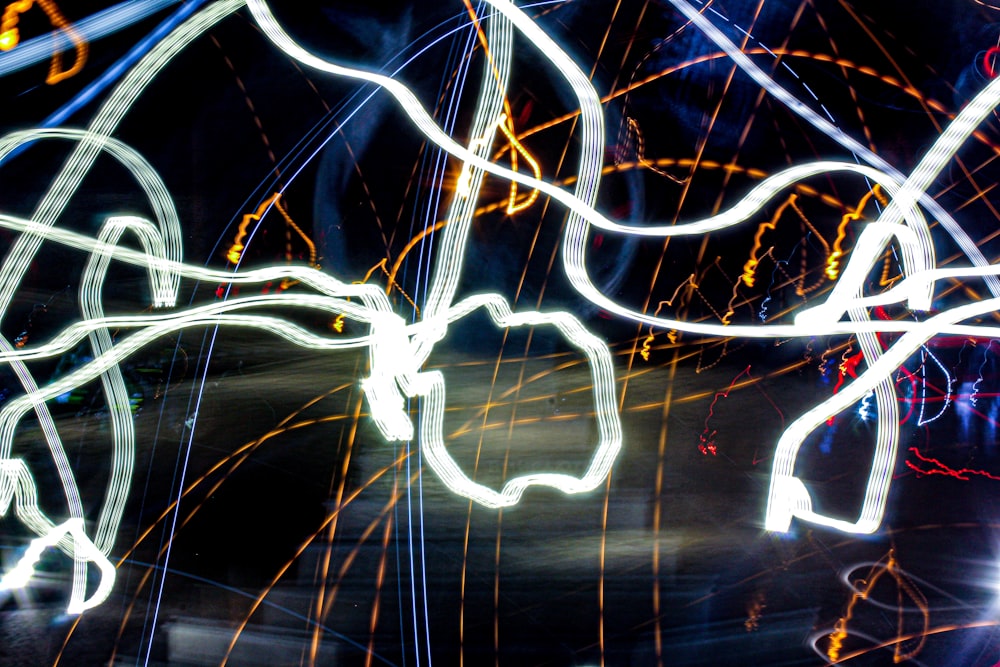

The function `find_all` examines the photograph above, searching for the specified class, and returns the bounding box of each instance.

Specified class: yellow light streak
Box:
[219,459,410,667]
[0,0,621,613]
[458,0,540,215]
[355,258,420,317]
[639,332,654,361]
[640,287,697,360]
[226,192,280,264]
[497,112,541,213]
[826,185,884,280]
[827,550,929,663]
[722,195,799,325]
[503,47,1000,160]
[272,194,320,289]
[742,194,797,288]
[618,117,687,184]
[9,0,1000,618]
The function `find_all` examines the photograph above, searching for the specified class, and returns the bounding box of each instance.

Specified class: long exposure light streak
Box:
[0,0,621,611]
[247,0,1000,335]
[825,550,929,663]
[251,0,999,537]
[905,447,1000,481]
[0,0,87,84]
[0,0,178,78]
[4,0,1000,619]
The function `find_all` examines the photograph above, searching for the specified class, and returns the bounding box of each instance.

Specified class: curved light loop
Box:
[1,0,998,614]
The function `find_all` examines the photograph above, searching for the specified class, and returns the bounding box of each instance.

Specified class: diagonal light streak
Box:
[5,0,1000,617]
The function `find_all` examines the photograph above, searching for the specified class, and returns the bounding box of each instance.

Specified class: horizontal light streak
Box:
[6,0,1000,616]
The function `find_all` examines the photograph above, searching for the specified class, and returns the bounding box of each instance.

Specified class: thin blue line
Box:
[0,0,182,79]
[123,559,399,665]
[142,327,215,667]
[42,0,210,129]
[130,330,191,663]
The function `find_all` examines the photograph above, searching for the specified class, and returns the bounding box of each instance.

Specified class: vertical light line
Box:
[408,13,482,664]
[142,326,216,667]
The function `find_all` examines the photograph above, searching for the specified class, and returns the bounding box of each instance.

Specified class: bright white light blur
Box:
[0,0,998,615]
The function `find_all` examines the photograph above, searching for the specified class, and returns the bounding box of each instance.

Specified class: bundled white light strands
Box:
[243,0,1000,536]
[0,516,114,613]
[2,0,1000,613]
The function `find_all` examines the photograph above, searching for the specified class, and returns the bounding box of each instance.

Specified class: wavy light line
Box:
[5,0,1000,616]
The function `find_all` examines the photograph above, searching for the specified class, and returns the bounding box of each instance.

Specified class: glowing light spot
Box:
[0,29,16,51]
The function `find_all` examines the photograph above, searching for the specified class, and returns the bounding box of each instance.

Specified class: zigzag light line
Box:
[248,0,1000,538]
[0,0,620,610]
[5,0,1000,615]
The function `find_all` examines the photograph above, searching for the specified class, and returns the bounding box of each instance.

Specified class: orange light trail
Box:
[357,258,421,316]
[220,461,414,667]
[497,112,542,214]
[0,0,87,83]
[651,352,678,667]
[741,195,798,288]
[458,0,542,217]
[826,185,885,281]
[272,195,320,288]
[59,381,358,666]
[826,549,929,663]
[500,47,1000,158]
[226,193,281,265]
[18,2,1000,663]
[822,620,999,665]
[309,393,365,665]
[211,33,280,176]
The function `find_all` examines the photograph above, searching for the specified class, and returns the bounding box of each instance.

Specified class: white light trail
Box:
[0,0,620,612]
[248,0,1000,536]
[0,515,114,613]
[0,0,241,613]
[246,0,1000,332]
[3,0,1000,614]
[666,0,1000,299]
[915,348,953,427]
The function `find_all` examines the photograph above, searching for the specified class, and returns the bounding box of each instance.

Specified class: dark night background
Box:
[1,1,1000,665]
